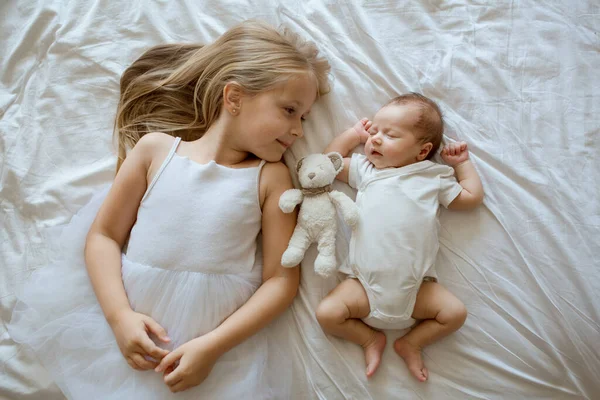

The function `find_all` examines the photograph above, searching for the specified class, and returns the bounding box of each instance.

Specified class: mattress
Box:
[1,1,598,399]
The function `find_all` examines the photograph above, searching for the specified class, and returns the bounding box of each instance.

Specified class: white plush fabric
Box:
[1,1,598,399]
[280,153,358,277]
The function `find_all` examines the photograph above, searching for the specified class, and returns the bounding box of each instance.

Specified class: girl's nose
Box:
[291,124,304,138]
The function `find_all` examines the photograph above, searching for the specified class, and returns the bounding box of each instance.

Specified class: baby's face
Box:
[365,103,428,169]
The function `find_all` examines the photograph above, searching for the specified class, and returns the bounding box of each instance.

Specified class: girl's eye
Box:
[285,107,295,115]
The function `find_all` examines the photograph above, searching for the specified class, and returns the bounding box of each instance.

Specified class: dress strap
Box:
[141,137,182,203]
[254,160,267,211]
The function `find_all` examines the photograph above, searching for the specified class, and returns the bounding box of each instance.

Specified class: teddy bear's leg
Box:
[281,225,311,267]
[314,228,337,277]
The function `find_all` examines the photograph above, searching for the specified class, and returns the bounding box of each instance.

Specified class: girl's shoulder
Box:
[258,161,294,209]
[261,161,294,189]
[134,132,176,155]
[131,132,178,181]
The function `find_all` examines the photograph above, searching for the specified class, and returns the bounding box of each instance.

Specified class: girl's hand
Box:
[155,336,221,393]
[352,117,372,143]
[110,309,171,370]
[441,141,470,167]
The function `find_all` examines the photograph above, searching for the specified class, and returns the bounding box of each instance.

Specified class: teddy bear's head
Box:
[295,152,344,189]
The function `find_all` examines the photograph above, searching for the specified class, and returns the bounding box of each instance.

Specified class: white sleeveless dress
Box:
[8,137,292,400]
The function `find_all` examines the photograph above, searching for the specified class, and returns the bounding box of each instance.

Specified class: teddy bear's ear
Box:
[327,152,343,173]
[296,157,305,173]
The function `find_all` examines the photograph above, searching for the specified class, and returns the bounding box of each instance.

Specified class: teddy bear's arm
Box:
[279,189,304,213]
[328,191,359,227]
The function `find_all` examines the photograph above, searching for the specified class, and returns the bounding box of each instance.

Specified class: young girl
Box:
[8,20,330,399]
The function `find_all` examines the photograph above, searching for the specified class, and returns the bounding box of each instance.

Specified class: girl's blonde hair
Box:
[115,20,331,171]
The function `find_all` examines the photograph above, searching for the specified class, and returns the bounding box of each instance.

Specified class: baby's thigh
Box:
[411,281,466,322]
[320,278,371,319]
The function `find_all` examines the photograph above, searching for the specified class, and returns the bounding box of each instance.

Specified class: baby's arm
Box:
[441,142,484,210]
[324,118,371,183]
[86,133,172,369]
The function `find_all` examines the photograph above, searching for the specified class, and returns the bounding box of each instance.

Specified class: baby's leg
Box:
[316,279,387,377]
[394,281,467,382]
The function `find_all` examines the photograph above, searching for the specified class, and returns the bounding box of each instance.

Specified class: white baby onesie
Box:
[344,154,462,330]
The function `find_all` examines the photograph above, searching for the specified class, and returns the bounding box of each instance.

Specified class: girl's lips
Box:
[277,139,291,148]
[371,150,382,156]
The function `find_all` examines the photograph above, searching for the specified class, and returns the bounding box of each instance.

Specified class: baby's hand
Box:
[441,141,470,167]
[352,117,372,143]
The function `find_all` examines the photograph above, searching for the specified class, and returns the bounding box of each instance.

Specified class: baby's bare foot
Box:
[394,337,428,382]
[362,330,386,378]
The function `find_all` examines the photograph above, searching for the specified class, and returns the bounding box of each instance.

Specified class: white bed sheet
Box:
[1,1,599,399]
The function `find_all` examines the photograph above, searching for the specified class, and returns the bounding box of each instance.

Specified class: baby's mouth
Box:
[371,149,383,157]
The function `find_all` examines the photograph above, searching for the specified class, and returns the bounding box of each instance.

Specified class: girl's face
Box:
[235,75,318,162]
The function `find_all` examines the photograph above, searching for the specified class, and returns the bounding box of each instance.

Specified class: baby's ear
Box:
[418,142,433,161]
[296,157,305,173]
[326,152,343,173]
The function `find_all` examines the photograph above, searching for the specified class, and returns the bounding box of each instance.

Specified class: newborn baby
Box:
[316,93,484,382]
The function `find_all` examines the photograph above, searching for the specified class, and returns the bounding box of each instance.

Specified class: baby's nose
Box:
[308,172,316,180]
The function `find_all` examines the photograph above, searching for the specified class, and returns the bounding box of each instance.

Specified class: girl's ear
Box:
[223,82,243,115]
[417,142,433,161]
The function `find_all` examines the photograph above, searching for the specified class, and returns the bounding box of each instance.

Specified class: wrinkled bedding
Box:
[1,1,599,399]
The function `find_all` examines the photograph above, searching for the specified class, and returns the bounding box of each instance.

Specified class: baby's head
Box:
[365,93,443,169]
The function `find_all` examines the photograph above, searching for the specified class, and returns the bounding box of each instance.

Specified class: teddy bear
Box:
[279,152,359,277]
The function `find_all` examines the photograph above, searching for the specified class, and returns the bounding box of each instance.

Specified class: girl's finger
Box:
[167,378,184,393]
[155,350,182,373]
[365,120,373,130]
[127,357,142,371]
[163,365,183,386]
[460,142,468,151]
[131,353,157,370]
[163,363,176,375]
[139,336,169,360]
[127,356,143,371]
[144,317,170,343]
[170,380,188,393]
